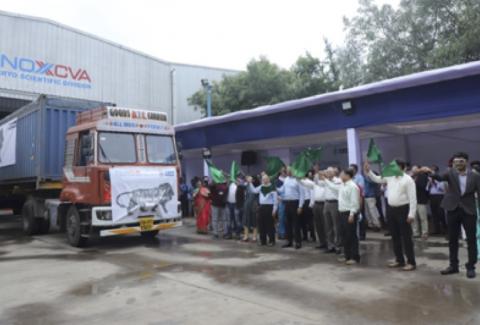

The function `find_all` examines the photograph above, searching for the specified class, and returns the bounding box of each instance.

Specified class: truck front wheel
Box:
[22,200,39,235]
[66,206,87,247]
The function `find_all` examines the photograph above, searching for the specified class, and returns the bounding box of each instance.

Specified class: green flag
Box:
[367,139,383,164]
[305,147,322,164]
[265,156,285,178]
[382,160,403,177]
[290,147,322,178]
[230,160,239,182]
[206,160,226,184]
[291,150,311,178]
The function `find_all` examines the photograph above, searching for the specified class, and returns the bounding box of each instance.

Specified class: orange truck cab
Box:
[56,106,182,246]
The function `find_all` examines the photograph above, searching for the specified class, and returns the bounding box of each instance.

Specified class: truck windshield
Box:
[146,135,176,164]
[98,132,136,163]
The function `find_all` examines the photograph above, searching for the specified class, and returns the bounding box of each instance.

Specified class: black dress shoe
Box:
[324,248,335,254]
[315,245,327,249]
[295,243,302,249]
[440,266,459,275]
[467,269,476,279]
[282,243,293,248]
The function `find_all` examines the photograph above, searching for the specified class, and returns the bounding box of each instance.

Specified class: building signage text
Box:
[0,53,92,89]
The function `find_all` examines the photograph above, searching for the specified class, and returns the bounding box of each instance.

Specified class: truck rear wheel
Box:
[22,200,39,235]
[140,230,159,239]
[66,206,87,247]
[38,218,50,234]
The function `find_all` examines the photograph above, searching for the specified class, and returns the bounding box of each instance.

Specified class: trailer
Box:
[0,95,182,246]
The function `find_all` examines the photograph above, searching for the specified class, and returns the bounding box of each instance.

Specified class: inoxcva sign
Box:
[0,53,92,89]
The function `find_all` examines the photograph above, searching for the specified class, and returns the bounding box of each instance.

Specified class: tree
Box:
[332,0,480,86]
[190,0,480,117]
[189,55,337,117]
[290,51,339,99]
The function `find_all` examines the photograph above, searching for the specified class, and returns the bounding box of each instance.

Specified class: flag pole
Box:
[475,192,480,259]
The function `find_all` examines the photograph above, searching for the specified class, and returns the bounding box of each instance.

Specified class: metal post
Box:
[204,159,209,178]
[206,84,212,118]
[347,128,362,166]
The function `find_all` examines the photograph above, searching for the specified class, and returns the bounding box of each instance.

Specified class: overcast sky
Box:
[3,0,399,70]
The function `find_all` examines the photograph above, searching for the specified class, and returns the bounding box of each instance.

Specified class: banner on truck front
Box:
[110,167,178,222]
[0,118,16,168]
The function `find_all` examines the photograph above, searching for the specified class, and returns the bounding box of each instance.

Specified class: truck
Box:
[0,95,182,247]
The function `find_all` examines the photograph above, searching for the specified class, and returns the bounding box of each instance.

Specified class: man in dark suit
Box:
[427,152,480,279]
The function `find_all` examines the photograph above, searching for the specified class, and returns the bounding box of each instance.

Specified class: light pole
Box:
[201,79,212,118]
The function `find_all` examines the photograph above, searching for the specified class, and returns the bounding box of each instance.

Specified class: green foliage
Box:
[189,0,480,117]
[333,0,480,87]
[188,55,338,117]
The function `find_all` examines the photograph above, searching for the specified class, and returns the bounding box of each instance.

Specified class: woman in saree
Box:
[193,179,211,234]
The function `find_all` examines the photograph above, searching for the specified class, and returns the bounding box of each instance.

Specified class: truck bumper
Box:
[99,220,182,237]
[91,206,182,237]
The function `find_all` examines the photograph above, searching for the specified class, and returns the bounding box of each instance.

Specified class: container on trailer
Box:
[0,95,109,188]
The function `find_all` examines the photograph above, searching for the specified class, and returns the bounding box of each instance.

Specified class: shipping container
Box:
[0,95,108,186]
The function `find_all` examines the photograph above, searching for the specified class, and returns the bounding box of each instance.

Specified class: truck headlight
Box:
[97,210,112,221]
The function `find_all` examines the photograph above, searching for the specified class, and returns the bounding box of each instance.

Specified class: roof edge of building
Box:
[175,60,480,132]
[0,9,240,74]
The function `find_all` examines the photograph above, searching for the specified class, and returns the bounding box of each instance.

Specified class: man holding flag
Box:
[365,140,417,271]
[226,161,242,239]
[426,152,480,279]
[206,161,229,239]
[277,148,321,249]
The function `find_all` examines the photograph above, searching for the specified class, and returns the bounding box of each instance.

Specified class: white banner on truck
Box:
[0,118,16,168]
[110,167,178,222]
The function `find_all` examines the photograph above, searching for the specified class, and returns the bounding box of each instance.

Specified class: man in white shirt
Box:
[365,159,417,271]
[300,173,327,249]
[325,168,360,265]
[300,171,316,242]
[320,167,342,254]
[226,181,240,239]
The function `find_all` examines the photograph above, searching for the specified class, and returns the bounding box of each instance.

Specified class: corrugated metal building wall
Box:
[0,11,237,124]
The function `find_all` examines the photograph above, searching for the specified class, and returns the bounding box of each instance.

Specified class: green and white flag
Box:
[230,160,240,182]
[206,160,226,184]
[265,156,285,178]
[382,160,403,177]
[291,147,322,178]
[367,139,383,164]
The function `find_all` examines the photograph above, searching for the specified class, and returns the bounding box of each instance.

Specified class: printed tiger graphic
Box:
[116,182,175,216]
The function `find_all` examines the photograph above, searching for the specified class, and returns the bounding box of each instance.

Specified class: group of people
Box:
[185,151,480,279]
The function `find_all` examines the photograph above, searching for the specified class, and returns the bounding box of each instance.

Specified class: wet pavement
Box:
[0,216,479,325]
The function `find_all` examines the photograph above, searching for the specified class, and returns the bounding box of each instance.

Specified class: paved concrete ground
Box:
[0,216,479,325]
